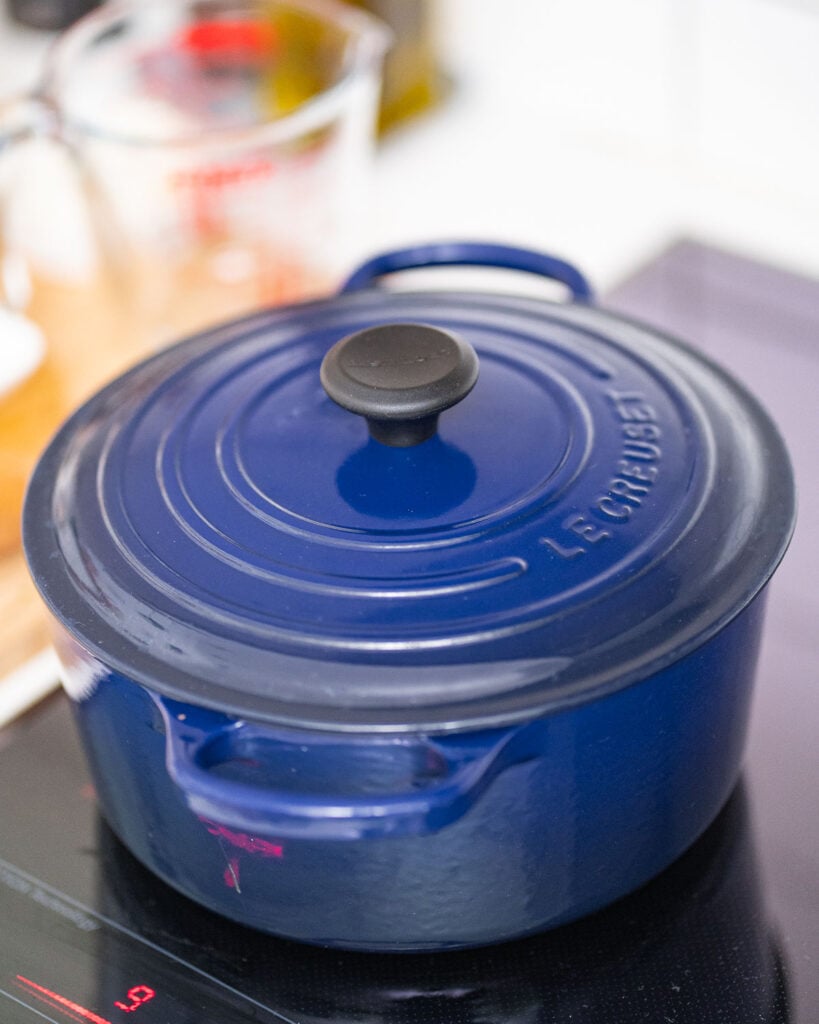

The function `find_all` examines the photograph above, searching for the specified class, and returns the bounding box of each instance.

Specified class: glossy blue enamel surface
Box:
[339,240,595,302]
[102,307,702,637]
[23,259,794,732]
[24,242,795,950]
[60,594,766,950]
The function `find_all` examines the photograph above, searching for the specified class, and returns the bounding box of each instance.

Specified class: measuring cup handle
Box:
[339,241,595,303]
[0,93,56,311]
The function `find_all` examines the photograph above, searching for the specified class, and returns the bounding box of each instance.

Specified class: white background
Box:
[1,0,818,289]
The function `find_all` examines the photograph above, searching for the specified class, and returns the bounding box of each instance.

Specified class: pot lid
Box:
[24,243,795,733]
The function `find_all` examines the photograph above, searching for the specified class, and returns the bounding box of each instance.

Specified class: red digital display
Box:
[16,976,155,1022]
[114,986,156,1014]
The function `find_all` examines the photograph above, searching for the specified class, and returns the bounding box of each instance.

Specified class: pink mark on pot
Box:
[199,816,284,859]
[224,857,241,891]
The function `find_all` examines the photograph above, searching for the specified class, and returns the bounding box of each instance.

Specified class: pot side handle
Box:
[339,241,595,303]
[159,700,546,841]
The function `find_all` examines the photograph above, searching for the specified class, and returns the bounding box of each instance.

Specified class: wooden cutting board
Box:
[0,273,157,679]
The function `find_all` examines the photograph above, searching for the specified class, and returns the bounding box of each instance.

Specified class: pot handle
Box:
[339,242,594,303]
[159,699,546,841]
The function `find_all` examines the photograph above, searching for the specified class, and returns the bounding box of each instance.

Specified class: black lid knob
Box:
[320,323,480,447]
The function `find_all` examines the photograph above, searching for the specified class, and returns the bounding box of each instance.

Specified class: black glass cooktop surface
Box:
[0,241,816,1023]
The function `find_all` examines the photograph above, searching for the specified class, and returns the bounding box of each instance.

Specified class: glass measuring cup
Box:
[0,0,389,555]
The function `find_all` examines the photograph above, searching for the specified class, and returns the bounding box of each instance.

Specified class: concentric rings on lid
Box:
[24,289,795,732]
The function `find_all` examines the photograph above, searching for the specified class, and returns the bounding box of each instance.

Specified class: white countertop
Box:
[368,0,819,290]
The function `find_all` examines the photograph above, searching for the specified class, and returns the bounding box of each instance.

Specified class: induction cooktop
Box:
[0,694,795,1024]
[1,241,816,1023]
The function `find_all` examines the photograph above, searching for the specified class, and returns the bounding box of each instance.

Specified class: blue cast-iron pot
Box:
[24,243,795,951]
